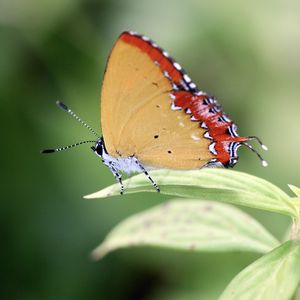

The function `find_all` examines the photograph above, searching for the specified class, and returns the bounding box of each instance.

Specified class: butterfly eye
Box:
[95,143,103,156]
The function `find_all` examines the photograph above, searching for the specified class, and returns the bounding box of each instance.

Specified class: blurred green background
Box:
[1,0,300,299]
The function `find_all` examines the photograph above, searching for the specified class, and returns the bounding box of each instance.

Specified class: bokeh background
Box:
[1,0,300,299]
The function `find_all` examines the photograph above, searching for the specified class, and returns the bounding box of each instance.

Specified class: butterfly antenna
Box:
[247,136,268,151]
[56,101,100,138]
[242,142,268,167]
[41,140,96,154]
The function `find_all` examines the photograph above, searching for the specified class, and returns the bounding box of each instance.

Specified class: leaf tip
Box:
[83,193,97,199]
[90,251,99,261]
[90,246,107,261]
[288,184,300,197]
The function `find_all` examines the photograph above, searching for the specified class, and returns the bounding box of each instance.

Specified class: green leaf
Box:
[288,185,300,216]
[92,199,279,260]
[289,184,300,198]
[220,240,300,300]
[84,169,298,218]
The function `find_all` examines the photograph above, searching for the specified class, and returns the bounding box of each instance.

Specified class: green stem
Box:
[290,218,300,241]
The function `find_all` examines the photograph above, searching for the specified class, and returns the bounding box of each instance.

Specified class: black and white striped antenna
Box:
[55,101,100,138]
[41,101,99,154]
[41,140,96,154]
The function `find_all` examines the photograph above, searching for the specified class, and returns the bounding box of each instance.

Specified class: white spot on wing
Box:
[183,74,191,83]
[209,142,217,155]
[180,80,189,91]
[173,62,182,70]
[163,51,169,57]
[171,102,181,110]
[128,31,138,35]
[163,70,171,80]
[142,36,150,41]
[189,82,197,89]
[172,83,179,90]
[204,131,212,140]
[191,134,200,141]
[195,90,205,96]
[200,122,208,129]
[169,93,176,100]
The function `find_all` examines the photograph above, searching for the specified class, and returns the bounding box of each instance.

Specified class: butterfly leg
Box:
[134,158,160,193]
[105,162,124,194]
[112,167,124,194]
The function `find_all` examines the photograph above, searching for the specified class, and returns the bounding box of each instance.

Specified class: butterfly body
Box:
[92,138,143,175]
[91,137,160,194]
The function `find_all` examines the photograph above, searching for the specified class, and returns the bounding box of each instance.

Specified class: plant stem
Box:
[290,218,300,241]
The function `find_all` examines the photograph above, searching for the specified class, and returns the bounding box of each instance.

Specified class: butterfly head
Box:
[91,137,106,158]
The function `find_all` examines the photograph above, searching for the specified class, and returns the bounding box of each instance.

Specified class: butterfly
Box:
[42,31,267,194]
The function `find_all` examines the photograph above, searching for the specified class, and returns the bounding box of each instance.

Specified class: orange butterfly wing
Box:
[100,32,214,169]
